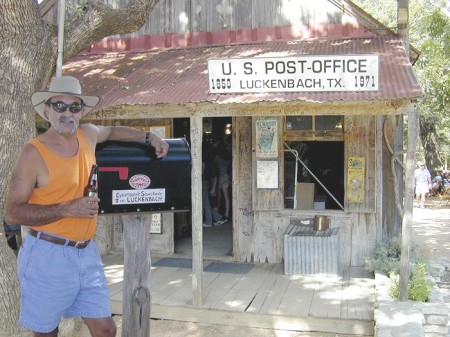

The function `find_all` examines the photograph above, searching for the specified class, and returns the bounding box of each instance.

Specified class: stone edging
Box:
[374,271,448,337]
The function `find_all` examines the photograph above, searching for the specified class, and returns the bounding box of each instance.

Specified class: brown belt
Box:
[28,228,90,249]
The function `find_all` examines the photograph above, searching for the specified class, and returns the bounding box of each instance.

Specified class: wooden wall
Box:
[46,0,361,37]
[233,115,379,267]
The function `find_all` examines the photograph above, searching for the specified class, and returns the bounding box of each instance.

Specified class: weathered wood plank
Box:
[252,116,284,211]
[246,263,284,313]
[309,276,343,318]
[122,214,152,337]
[190,115,203,307]
[202,272,245,309]
[151,267,193,305]
[214,263,275,312]
[150,304,374,335]
[340,267,374,320]
[233,116,254,262]
[344,115,376,212]
[106,258,374,335]
[275,276,315,317]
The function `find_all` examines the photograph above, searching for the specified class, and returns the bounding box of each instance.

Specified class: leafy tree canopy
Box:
[353,0,450,171]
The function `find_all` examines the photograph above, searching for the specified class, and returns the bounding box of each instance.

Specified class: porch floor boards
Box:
[102,251,375,335]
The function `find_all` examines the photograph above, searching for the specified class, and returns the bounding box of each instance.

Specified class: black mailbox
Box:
[95,138,191,214]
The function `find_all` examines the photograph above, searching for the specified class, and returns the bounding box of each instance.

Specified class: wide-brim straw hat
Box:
[31,76,100,121]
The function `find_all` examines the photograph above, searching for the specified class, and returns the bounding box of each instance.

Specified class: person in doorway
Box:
[5,76,169,337]
[213,140,231,220]
[414,161,432,208]
[202,161,227,227]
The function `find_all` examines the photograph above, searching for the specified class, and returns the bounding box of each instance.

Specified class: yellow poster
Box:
[347,157,365,203]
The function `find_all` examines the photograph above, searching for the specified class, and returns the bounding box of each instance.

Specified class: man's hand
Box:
[65,196,100,218]
[151,136,169,158]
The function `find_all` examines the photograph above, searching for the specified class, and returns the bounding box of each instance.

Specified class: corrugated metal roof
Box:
[62,36,422,111]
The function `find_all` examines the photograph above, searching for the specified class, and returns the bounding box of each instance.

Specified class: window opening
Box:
[285,142,344,210]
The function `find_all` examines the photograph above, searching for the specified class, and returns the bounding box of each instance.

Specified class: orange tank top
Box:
[29,129,96,241]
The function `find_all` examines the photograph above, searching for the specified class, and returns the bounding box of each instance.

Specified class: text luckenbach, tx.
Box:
[208,55,379,93]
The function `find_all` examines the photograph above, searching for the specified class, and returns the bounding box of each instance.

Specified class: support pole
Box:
[122,213,152,337]
[399,107,418,301]
[190,115,203,306]
[56,0,66,77]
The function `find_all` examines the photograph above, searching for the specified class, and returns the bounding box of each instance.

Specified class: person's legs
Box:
[420,192,426,207]
[221,183,230,218]
[83,317,116,337]
[64,243,113,333]
[202,179,213,226]
[18,236,81,334]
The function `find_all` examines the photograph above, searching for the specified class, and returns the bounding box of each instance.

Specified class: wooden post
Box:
[399,106,418,301]
[122,213,152,337]
[190,115,203,306]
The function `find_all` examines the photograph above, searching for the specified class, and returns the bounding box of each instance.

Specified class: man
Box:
[414,161,431,208]
[5,76,169,337]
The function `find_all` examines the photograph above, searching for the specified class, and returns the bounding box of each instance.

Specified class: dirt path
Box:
[412,196,450,265]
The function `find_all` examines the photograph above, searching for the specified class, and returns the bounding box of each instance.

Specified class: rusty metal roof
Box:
[62,36,422,111]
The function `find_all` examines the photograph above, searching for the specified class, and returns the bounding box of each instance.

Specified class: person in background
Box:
[431,170,443,196]
[202,160,227,227]
[214,140,231,221]
[202,138,227,227]
[414,161,432,208]
[5,76,169,337]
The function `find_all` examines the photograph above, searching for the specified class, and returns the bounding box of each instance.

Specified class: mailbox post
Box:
[96,139,191,337]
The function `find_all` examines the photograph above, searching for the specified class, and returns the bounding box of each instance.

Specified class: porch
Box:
[102,251,375,336]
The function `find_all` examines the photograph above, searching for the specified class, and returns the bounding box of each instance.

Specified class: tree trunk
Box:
[419,116,443,171]
[0,0,160,334]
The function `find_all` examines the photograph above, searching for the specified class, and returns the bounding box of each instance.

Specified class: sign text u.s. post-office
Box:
[208,55,379,94]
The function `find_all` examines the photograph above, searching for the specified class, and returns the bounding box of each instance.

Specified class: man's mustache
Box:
[59,116,76,123]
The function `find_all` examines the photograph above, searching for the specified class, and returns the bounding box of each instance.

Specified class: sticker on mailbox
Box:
[112,189,166,205]
[129,174,151,189]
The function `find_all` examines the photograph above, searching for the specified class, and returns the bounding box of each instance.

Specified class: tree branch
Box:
[63,0,161,60]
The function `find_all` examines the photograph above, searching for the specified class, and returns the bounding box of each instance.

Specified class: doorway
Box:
[173,117,233,259]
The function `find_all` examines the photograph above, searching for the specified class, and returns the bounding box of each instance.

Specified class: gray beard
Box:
[53,117,77,135]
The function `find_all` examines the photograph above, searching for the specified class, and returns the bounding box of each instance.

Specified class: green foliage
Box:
[363,237,436,302]
[362,236,426,275]
[389,263,434,302]
[353,0,450,171]
[67,0,90,19]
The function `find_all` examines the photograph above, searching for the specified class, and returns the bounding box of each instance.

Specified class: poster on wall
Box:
[150,213,162,234]
[256,160,279,189]
[256,119,278,158]
[347,157,365,203]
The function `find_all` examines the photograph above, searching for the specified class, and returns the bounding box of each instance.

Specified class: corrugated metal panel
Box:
[284,225,340,276]
[63,36,422,112]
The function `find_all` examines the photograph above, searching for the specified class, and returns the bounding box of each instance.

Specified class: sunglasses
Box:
[46,100,85,113]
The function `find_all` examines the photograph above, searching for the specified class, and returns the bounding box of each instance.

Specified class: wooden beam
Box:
[190,115,203,306]
[399,107,418,301]
[122,214,152,337]
[77,100,410,122]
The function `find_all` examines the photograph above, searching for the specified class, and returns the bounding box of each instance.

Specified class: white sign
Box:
[150,213,162,234]
[208,55,379,93]
[112,189,166,205]
[256,160,279,189]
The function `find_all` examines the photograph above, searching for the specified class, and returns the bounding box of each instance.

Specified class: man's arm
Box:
[5,144,99,226]
[81,124,169,158]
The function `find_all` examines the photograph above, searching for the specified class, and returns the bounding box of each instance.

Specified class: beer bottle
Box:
[84,164,98,197]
